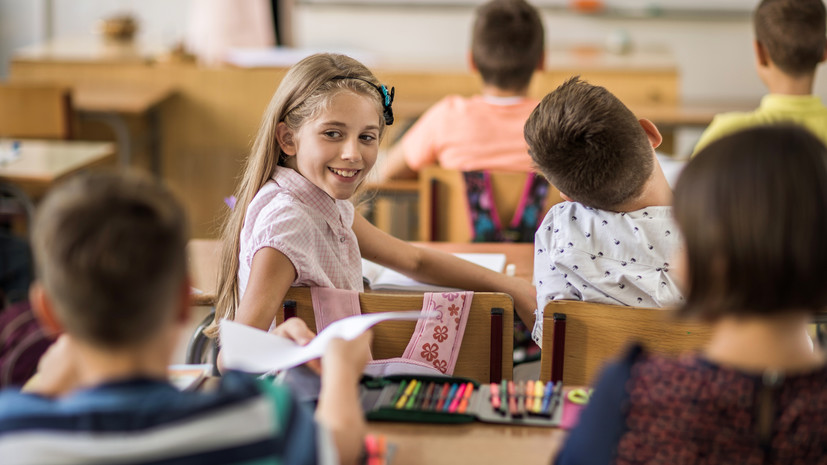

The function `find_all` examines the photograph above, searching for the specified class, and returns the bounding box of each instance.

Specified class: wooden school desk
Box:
[12,38,175,174]
[187,239,534,306]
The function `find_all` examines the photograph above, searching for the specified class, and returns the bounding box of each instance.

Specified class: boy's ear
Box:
[175,276,192,324]
[536,52,545,71]
[638,118,662,149]
[29,282,64,336]
[754,40,770,68]
[467,51,478,72]
[275,122,297,156]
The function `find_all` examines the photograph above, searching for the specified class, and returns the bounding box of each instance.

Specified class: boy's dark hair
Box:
[32,171,188,348]
[674,124,827,320]
[754,0,827,76]
[524,76,653,210]
[471,0,544,91]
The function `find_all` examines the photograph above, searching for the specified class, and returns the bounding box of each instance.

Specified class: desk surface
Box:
[73,82,175,114]
[0,139,116,184]
[188,239,533,306]
[367,421,564,465]
[13,37,165,64]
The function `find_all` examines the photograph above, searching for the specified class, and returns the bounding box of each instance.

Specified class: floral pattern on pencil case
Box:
[402,292,473,374]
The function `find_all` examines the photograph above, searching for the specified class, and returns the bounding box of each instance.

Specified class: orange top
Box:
[401,95,539,173]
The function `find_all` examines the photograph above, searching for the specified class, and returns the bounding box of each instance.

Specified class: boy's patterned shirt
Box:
[532,202,684,346]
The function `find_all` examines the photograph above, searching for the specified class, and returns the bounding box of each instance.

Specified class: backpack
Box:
[0,300,55,388]
[463,171,549,243]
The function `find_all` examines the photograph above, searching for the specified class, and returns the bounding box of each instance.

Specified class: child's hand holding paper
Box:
[219,311,433,374]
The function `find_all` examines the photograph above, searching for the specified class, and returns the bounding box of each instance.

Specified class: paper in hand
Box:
[219,311,434,373]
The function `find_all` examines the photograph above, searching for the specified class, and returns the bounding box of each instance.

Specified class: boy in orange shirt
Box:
[379,0,545,179]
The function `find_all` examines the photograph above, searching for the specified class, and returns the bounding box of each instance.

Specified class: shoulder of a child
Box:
[0,388,50,421]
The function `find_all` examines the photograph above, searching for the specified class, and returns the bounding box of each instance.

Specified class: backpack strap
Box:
[506,172,550,242]
[462,171,505,242]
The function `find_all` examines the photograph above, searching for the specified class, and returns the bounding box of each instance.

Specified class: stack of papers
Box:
[362,253,507,292]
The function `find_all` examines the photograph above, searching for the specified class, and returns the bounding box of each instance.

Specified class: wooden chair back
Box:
[0,83,73,139]
[418,165,563,242]
[539,300,712,386]
[274,287,515,383]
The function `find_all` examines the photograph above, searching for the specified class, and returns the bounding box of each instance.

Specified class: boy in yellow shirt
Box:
[694,0,827,153]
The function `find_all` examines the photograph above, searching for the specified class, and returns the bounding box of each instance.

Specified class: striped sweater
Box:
[0,371,335,465]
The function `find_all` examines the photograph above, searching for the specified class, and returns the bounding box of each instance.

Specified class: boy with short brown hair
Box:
[0,171,371,465]
[380,0,545,179]
[694,0,827,152]
[525,77,682,346]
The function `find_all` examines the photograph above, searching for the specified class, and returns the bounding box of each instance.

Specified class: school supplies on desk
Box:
[219,311,435,373]
[360,375,565,427]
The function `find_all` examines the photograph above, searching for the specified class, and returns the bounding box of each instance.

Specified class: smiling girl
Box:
[206,53,535,341]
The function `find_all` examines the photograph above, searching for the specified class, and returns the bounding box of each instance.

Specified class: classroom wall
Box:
[5,1,827,101]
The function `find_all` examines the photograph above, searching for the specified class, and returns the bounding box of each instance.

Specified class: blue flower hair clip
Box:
[331,76,395,125]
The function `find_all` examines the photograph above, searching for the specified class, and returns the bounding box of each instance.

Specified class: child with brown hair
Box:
[556,124,827,464]
[525,77,682,346]
[694,0,827,152]
[208,53,536,352]
[379,0,545,179]
[0,171,372,465]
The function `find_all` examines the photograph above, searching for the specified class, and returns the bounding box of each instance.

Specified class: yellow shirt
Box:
[693,94,827,155]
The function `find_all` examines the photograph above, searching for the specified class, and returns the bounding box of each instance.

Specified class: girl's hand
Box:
[507,276,539,328]
[270,318,322,374]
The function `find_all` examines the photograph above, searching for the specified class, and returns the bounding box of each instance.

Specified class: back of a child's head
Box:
[755,0,826,76]
[32,171,188,348]
[524,76,653,210]
[674,124,827,320]
[472,0,544,91]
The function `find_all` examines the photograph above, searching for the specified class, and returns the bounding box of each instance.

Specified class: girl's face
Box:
[278,91,381,200]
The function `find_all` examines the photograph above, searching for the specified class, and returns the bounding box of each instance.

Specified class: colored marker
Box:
[395,379,417,409]
[442,383,459,412]
[433,382,448,411]
[391,380,408,405]
[547,381,564,417]
[490,382,501,411]
[500,379,508,415]
[435,382,451,411]
[507,380,521,417]
[458,382,474,413]
[405,381,422,409]
[537,381,559,416]
[448,382,467,413]
[421,382,436,410]
[524,380,534,410]
[515,381,526,416]
[532,380,545,414]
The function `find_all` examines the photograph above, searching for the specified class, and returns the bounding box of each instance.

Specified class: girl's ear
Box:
[275,122,297,156]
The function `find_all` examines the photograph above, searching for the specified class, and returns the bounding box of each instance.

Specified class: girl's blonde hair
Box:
[206,53,387,338]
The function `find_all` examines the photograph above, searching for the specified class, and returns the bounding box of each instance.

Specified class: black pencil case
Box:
[359,374,563,427]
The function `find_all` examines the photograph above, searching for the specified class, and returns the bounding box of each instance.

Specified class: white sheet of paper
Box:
[220,311,433,373]
[362,253,507,291]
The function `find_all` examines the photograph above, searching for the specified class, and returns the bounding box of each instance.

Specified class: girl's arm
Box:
[235,247,297,331]
[353,214,537,327]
